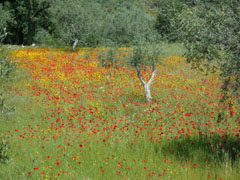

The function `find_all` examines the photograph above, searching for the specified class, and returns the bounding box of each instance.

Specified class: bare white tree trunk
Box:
[72,38,78,51]
[0,28,7,47]
[136,63,156,102]
[144,83,152,102]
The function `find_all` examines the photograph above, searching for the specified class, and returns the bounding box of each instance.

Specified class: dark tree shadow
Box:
[157,134,240,167]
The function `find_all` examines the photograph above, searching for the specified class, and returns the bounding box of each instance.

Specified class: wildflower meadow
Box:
[0,47,239,180]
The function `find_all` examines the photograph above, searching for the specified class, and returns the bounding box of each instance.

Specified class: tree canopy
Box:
[175,0,240,100]
[2,0,53,45]
[1,0,159,46]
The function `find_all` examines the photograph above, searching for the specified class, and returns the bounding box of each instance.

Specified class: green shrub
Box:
[33,27,63,47]
[0,139,11,164]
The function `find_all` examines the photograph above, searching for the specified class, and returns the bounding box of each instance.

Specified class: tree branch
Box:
[136,65,146,86]
[31,1,51,19]
[147,62,156,85]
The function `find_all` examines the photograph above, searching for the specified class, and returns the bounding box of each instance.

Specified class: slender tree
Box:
[130,45,160,102]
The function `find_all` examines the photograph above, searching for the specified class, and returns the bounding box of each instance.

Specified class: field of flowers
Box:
[0,47,239,180]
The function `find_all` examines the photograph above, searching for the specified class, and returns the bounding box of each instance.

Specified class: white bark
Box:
[72,38,79,51]
[144,83,152,102]
[0,28,7,47]
[136,63,156,102]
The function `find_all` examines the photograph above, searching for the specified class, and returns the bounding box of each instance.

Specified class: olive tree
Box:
[175,0,240,120]
[51,0,105,50]
[130,45,161,102]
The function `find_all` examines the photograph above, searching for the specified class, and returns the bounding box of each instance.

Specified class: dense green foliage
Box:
[2,0,53,45]
[1,0,158,46]
[175,0,240,100]
[51,0,158,48]
[0,4,11,31]
[102,5,158,46]
[51,0,105,48]
[149,0,187,40]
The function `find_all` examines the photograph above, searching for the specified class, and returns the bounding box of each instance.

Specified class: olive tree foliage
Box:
[101,4,159,46]
[98,47,122,71]
[51,0,159,48]
[51,0,105,50]
[146,0,187,41]
[175,0,240,119]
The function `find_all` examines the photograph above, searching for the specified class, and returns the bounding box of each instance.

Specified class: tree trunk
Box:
[144,83,152,102]
[72,38,78,51]
[0,28,7,47]
[136,63,156,102]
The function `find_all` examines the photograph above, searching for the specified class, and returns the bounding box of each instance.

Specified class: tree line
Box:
[0,0,159,47]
